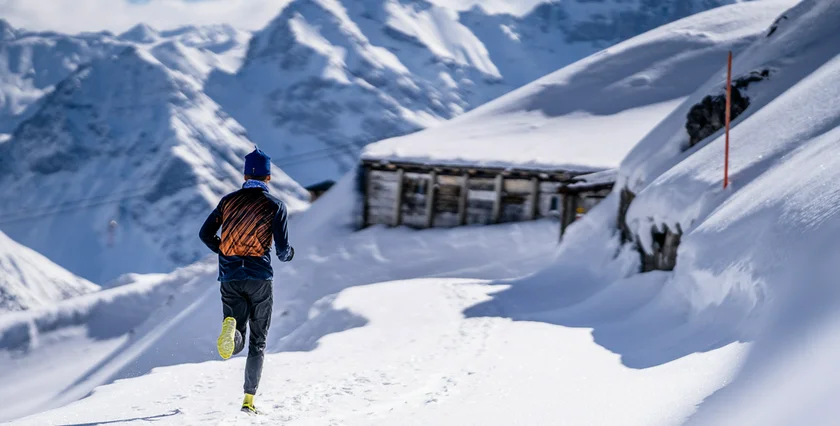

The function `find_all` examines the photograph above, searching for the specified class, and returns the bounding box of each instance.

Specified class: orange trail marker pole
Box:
[724,51,732,189]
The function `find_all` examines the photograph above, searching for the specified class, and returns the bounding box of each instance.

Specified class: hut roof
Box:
[362,98,681,173]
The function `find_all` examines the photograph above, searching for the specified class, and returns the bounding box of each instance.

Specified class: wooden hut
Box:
[358,159,615,237]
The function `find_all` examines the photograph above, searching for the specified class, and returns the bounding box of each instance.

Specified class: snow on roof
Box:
[362,0,792,173]
[363,100,681,173]
[569,169,618,189]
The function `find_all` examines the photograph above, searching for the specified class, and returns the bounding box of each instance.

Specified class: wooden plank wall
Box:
[365,170,401,226]
[434,175,462,227]
[499,178,532,223]
[466,177,496,225]
[401,172,430,228]
[362,164,614,232]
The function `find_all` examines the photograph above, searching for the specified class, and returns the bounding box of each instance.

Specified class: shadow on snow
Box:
[55,409,181,426]
[463,237,750,369]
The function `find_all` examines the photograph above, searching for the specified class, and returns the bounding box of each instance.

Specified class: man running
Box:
[199,147,295,414]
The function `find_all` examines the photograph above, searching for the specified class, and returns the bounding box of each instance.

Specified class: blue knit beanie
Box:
[244,148,271,177]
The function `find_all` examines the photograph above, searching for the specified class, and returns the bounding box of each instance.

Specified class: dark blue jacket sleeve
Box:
[199,203,223,254]
[273,201,294,262]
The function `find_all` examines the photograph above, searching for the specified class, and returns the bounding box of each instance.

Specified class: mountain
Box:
[133,23,251,77]
[0,21,250,136]
[0,47,309,283]
[118,23,160,44]
[0,230,97,312]
[208,0,750,185]
[0,21,123,135]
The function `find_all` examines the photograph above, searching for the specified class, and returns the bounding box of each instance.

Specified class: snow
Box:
[6,181,750,425]
[208,0,750,185]
[364,100,682,172]
[0,47,308,283]
[362,0,791,172]
[570,169,619,189]
[12,278,745,426]
[0,22,249,134]
[548,0,840,423]
[6,0,840,425]
[0,230,97,312]
[0,169,749,423]
[0,187,562,421]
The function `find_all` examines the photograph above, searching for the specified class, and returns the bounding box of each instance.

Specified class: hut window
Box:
[549,196,559,212]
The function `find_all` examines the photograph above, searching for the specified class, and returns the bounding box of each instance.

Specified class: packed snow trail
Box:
[14,279,744,426]
[0,212,560,422]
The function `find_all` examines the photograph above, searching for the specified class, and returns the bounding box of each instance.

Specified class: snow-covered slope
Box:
[0,230,97,312]
[0,182,560,421]
[605,0,840,423]
[363,0,792,172]
[125,23,251,78]
[475,0,840,423]
[208,0,746,185]
[0,47,308,283]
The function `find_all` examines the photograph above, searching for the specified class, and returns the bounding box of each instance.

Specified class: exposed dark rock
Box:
[685,70,770,148]
[618,187,636,244]
[734,69,770,90]
[767,15,788,38]
[617,186,682,272]
[641,224,682,272]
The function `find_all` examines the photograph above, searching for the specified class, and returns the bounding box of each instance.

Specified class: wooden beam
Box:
[393,168,405,227]
[458,174,469,226]
[424,171,437,228]
[491,174,503,224]
[560,194,579,239]
[528,177,539,220]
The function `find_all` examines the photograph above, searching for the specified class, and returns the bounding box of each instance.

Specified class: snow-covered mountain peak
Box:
[161,24,249,54]
[150,40,217,82]
[118,23,160,44]
[3,47,196,176]
[0,28,124,131]
[0,230,98,312]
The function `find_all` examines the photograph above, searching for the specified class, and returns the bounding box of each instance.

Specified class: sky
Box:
[0,0,545,34]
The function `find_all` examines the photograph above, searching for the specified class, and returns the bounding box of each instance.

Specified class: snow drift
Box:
[469,0,840,424]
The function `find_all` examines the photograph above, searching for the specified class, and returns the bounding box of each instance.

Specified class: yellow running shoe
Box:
[241,393,257,415]
[217,317,237,360]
